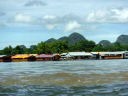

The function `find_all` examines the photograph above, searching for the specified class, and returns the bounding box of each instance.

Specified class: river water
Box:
[0,59,128,96]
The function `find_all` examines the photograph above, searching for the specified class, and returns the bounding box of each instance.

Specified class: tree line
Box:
[0,40,128,55]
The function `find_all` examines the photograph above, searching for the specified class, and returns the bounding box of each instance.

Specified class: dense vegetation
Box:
[0,33,128,55]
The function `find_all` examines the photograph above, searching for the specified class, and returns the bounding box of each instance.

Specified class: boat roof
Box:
[11,54,32,59]
[68,52,92,56]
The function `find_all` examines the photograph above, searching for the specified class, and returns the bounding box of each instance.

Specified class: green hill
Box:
[45,32,86,45]
[116,35,128,45]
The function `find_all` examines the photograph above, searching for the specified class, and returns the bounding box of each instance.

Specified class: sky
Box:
[0,0,128,49]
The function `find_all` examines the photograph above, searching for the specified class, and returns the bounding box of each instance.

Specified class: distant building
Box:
[61,52,92,60]
[11,54,37,62]
[123,51,128,59]
[0,55,6,62]
[36,54,60,61]
[99,52,124,59]
[91,51,128,59]
[91,52,100,59]
[0,55,12,62]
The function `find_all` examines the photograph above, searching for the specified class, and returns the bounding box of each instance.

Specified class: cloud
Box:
[86,8,128,23]
[42,14,81,24]
[41,14,95,32]
[0,12,5,16]
[111,8,128,22]
[41,15,58,30]
[7,8,128,32]
[65,21,81,32]
[43,15,56,20]
[24,0,46,7]
[14,13,33,23]
[86,10,107,23]
[45,24,57,30]
[61,14,82,23]
[40,14,82,31]
[41,8,128,32]
[0,22,6,28]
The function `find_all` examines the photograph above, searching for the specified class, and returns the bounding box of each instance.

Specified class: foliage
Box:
[3,46,13,55]
[0,40,128,55]
[69,40,96,52]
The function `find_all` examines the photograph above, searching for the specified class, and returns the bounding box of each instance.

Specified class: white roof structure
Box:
[68,52,92,56]
[61,53,68,56]
[0,55,6,58]
[100,52,125,56]
[91,51,127,56]
[61,53,71,58]
[91,52,99,54]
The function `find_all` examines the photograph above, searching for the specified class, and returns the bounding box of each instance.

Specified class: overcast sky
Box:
[0,0,128,49]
